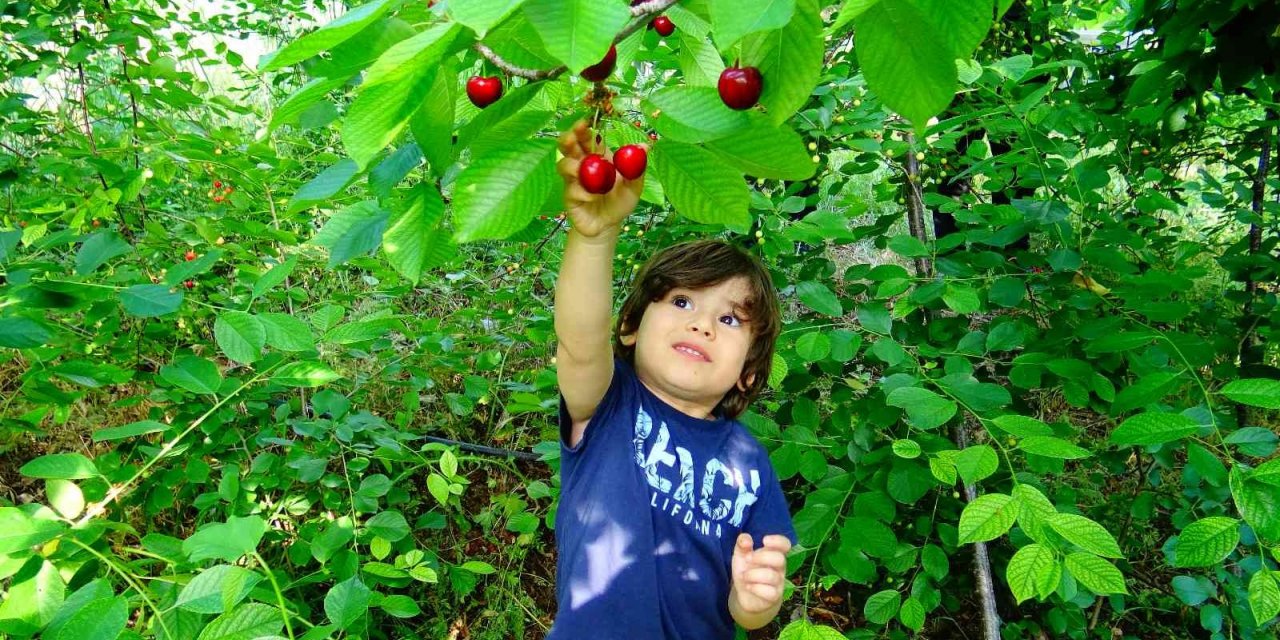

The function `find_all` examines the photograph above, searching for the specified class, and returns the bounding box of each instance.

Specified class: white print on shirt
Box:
[633,407,761,540]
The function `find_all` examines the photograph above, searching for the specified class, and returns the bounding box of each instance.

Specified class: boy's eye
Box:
[672,295,691,308]
[720,314,742,327]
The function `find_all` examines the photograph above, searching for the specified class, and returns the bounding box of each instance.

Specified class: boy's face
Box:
[620,276,756,419]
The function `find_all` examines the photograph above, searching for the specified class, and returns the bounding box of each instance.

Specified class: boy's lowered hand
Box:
[556,119,645,238]
[728,533,792,629]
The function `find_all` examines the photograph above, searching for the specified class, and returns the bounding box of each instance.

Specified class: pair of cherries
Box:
[578,145,647,195]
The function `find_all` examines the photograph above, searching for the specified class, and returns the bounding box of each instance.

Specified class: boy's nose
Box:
[688,322,713,338]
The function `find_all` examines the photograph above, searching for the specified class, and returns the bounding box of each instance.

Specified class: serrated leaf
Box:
[1013,484,1057,544]
[120,285,183,318]
[259,313,316,352]
[899,596,925,631]
[647,86,753,144]
[1173,517,1240,568]
[886,386,956,430]
[1231,466,1280,542]
[447,0,526,36]
[1007,544,1060,603]
[311,201,389,268]
[260,0,403,70]
[778,619,847,640]
[75,231,132,275]
[384,184,453,283]
[911,0,992,59]
[176,565,261,614]
[864,589,901,624]
[195,602,282,640]
[1249,570,1280,626]
[1048,513,1123,558]
[958,493,1018,543]
[1110,411,1199,446]
[1064,552,1128,595]
[214,312,266,364]
[650,140,750,227]
[324,576,371,630]
[410,64,457,176]
[0,508,66,555]
[991,414,1055,438]
[1220,378,1280,409]
[710,0,795,51]
[741,0,823,124]
[452,139,558,242]
[1018,435,1092,459]
[522,0,630,72]
[252,256,297,300]
[892,439,921,459]
[796,281,843,316]
[954,444,998,484]
[287,159,359,214]
[160,356,222,395]
[269,76,349,133]
[854,0,956,130]
[705,119,815,180]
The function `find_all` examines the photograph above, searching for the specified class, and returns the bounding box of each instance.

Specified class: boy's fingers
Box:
[556,156,581,180]
[737,533,754,551]
[575,121,596,154]
[749,549,787,570]
[760,535,792,553]
[742,566,782,586]
[563,182,594,204]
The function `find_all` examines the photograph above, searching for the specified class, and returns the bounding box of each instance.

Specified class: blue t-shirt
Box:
[547,358,796,640]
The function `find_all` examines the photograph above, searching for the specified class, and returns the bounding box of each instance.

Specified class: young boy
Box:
[547,120,796,639]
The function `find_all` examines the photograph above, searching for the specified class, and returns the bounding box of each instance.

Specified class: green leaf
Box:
[650,140,750,227]
[176,565,261,614]
[0,507,65,555]
[163,249,224,287]
[795,331,831,362]
[1048,513,1123,558]
[427,474,450,506]
[522,0,630,72]
[957,493,1018,543]
[74,231,132,275]
[743,0,823,123]
[863,589,901,624]
[43,589,127,640]
[898,596,925,631]
[324,317,403,344]
[1063,552,1128,595]
[857,305,892,334]
[1018,436,1092,460]
[325,576,371,630]
[287,159,359,214]
[195,603,282,640]
[647,86,753,144]
[183,516,267,564]
[854,0,956,129]
[942,284,980,314]
[252,256,297,300]
[269,76,350,133]
[892,439,922,459]
[384,184,453,284]
[92,420,170,442]
[1220,379,1280,409]
[778,619,848,640]
[0,559,64,628]
[160,356,222,395]
[0,317,52,348]
[259,313,316,352]
[886,386,956,430]
[955,445,998,484]
[20,453,99,480]
[1006,543,1059,603]
[1013,484,1057,545]
[45,479,84,519]
[911,0,992,59]
[992,414,1054,437]
[1110,411,1199,446]
[379,594,422,619]
[260,0,403,71]
[272,362,342,388]
[120,284,183,318]
[1249,570,1280,626]
[311,201,389,268]
[366,511,409,542]
[214,312,266,364]
[1231,466,1280,542]
[410,65,457,176]
[795,281,843,316]
[705,119,816,180]
[447,0,527,36]
[452,139,558,243]
[1173,517,1240,568]
[710,0,795,51]
[460,560,497,574]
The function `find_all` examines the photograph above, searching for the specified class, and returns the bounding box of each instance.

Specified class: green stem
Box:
[65,537,174,639]
[251,550,297,640]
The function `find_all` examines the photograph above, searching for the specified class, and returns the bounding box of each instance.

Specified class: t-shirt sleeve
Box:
[742,463,796,547]
[558,357,634,456]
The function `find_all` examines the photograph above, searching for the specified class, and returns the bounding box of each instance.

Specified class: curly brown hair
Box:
[614,239,781,419]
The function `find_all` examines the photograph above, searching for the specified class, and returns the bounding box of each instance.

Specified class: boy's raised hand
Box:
[730,533,792,614]
[556,119,645,238]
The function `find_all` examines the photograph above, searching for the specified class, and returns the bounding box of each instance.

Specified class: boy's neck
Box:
[634,372,723,422]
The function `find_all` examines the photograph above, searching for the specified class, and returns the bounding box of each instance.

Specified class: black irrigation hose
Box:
[420,435,543,462]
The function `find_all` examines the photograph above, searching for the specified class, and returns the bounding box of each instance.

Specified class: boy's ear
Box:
[736,373,756,392]
[619,331,637,347]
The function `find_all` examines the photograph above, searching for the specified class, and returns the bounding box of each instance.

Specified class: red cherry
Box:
[578,154,617,194]
[614,145,648,180]
[718,65,764,110]
[185,250,197,261]
[214,180,222,188]
[466,76,503,108]
[580,45,617,82]
[648,132,658,140]
[652,16,675,37]
[184,280,195,289]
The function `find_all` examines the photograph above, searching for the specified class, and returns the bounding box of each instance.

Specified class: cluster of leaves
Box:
[2,0,1279,639]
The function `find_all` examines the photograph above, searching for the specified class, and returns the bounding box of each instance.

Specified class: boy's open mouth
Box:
[673,343,711,362]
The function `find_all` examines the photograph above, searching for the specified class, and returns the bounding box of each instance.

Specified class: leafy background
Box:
[1,0,1278,639]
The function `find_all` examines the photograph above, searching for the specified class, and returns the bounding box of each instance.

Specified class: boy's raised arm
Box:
[553,121,644,446]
